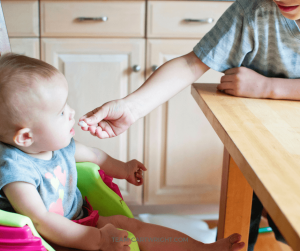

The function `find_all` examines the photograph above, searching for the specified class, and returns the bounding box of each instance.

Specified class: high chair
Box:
[0,162,141,251]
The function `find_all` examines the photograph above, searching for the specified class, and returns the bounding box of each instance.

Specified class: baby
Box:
[0,53,244,251]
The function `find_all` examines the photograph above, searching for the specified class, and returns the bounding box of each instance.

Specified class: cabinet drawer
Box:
[2,0,39,37]
[41,1,145,38]
[147,1,233,38]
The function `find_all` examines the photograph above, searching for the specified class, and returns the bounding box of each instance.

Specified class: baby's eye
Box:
[61,111,64,116]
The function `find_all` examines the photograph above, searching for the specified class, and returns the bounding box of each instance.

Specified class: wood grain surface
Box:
[217,148,253,251]
[191,83,300,251]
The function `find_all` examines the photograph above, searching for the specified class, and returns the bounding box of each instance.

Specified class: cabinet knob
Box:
[184,18,214,24]
[151,65,158,72]
[132,65,141,72]
[76,16,108,22]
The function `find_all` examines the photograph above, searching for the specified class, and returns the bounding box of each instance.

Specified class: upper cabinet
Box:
[40,1,145,37]
[2,0,39,58]
[147,1,232,38]
[2,0,39,37]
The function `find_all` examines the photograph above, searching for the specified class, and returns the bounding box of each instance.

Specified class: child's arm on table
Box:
[74,140,146,185]
[218,66,300,100]
[3,182,130,251]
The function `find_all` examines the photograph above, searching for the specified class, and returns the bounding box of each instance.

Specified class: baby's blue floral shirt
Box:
[0,138,84,220]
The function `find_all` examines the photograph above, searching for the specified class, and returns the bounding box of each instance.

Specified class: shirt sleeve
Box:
[193,0,254,72]
[0,152,40,194]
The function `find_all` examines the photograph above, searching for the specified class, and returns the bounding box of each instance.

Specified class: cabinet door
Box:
[41,38,145,205]
[10,38,40,59]
[2,0,39,37]
[145,39,224,205]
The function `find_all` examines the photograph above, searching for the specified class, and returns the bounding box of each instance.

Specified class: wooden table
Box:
[191,84,300,251]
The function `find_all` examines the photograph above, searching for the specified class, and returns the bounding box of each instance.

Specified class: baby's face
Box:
[273,0,300,20]
[31,73,75,152]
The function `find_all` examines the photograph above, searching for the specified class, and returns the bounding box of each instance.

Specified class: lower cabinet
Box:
[4,0,232,214]
[10,38,40,59]
[41,38,145,205]
[10,37,224,210]
[144,39,224,206]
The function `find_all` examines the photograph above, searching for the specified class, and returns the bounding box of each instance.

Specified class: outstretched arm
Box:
[217,67,300,100]
[79,51,209,139]
[124,51,209,119]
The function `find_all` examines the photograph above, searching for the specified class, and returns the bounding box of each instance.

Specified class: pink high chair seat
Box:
[0,225,47,251]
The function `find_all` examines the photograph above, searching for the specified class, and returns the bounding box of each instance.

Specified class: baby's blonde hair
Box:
[0,53,60,141]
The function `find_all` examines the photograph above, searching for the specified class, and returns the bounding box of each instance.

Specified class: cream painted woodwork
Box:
[147,1,232,38]
[41,38,145,205]
[10,38,40,59]
[3,0,233,210]
[2,0,39,37]
[144,39,224,205]
[40,1,145,38]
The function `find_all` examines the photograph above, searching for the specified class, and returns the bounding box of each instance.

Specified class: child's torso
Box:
[0,139,83,220]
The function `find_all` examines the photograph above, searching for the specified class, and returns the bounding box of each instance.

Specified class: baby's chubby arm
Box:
[218,67,300,100]
[3,181,130,250]
[74,140,146,185]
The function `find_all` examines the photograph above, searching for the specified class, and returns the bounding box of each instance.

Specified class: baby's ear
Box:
[13,128,34,147]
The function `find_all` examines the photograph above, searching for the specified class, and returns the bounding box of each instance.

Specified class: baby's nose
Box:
[70,109,75,120]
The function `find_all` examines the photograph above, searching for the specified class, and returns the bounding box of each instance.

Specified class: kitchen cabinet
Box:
[143,1,232,206]
[3,0,234,213]
[39,0,146,205]
[144,39,224,205]
[41,38,145,205]
[40,1,145,37]
[147,1,232,38]
[2,0,39,59]
[10,38,40,59]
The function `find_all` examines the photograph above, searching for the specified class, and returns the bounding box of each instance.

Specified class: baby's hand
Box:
[125,159,147,186]
[99,223,131,251]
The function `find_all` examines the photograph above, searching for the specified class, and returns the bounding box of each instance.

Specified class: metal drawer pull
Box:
[184,18,214,23]
[151,65,158,72]
[132,65,141,72]
[76,16,108,22]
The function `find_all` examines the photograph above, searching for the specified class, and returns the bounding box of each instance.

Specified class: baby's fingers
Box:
[135,173,143,185]
[136,169,143,175]
[137,162,147,171]
[120,230,131,246]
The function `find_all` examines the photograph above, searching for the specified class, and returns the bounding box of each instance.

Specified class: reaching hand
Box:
[79,99,136,139]
[217,67,270,98]
[99,223,131,251]
[125,159,147,186]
